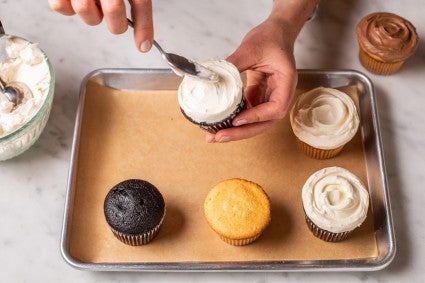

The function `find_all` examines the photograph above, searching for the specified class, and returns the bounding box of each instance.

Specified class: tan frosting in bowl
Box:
[290,87,359,150]
[356,12,419,62]
[302,166,369,233]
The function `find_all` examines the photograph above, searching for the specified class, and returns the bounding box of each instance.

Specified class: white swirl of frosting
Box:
[177,60,243,124]
[302,166,369,233]
[290,87,359,149]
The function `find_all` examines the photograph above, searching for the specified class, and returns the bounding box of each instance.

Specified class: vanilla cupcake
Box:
[204,178,271,246]
[290,87,360,159]
[356,12,419,75]
[302,167,369,242]
[177,60,245,133]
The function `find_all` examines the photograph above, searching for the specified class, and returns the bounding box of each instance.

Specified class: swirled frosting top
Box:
[302,166,369,233]
[356,12,418,61]
[177,60,243,124]
[290,87,359,149]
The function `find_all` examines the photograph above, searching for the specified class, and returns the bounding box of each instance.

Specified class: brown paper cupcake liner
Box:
[110,208,166,246]
[305,215,353,242]
[181,96,246,134]
[359,48,405,75]
[218,233,261,246]
[296,138,344,159]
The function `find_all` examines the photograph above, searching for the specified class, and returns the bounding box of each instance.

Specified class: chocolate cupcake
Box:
[104,179,165,246]
[177,60,246,133]
[301,167,369,242]
[356,12,419,75]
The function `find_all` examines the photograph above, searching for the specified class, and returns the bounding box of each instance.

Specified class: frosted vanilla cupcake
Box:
[204,178,271,246]
[302,167,369,242]
[290,87,360,159]
[177,60,245,133]
[356,12,419,75]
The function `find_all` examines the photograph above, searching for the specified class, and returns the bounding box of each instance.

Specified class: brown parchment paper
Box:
[68,81,377,264]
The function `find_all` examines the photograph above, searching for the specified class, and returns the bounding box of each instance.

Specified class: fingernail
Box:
[219,136,231,143]
[140,40,152,52]
[234,119,247,126]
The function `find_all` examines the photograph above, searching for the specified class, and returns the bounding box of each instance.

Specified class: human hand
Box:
[48,0,153,52]
[206,18,298,143]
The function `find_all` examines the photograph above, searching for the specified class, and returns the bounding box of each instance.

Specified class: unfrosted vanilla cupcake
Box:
[177,60,245,133]
[302,167,369,242]
[290,87,360,159]
[356,12,419,75]
[204,178,271,246]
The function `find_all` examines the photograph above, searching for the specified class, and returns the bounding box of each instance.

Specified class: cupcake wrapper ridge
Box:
[305,215,353,242]
[359,48,405,75]
[110,208,166,246]
[219,233,261,246]
[297,138,344,159]
[181,97,246,134]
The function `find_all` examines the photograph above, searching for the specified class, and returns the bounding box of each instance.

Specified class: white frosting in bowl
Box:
[302,166,369,233]
[290,87,360,149]
[0,35,54,160]
[177,60,243,124]
[0,36,51,137]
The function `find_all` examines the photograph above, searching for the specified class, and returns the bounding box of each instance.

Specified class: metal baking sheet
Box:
[60,68,395,271]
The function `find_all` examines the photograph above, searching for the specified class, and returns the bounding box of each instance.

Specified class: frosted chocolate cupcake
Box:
[177,60,245,133]
[204,178,271,246]
[290,87,360,159]
[302,167,369,242]
[356,12,419,75]
[104,179,165,246]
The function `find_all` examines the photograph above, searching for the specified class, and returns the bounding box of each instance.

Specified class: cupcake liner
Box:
[218,233,261,246]
[305,215,353,242]
[109,208,166,246]
[181,96,246,134]
[296,138,344,159]
[359,48,405,75]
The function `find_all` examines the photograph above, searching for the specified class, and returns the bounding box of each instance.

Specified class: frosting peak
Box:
[356,12,419,62]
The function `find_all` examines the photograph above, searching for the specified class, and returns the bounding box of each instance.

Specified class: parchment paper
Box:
[68,81,377,263]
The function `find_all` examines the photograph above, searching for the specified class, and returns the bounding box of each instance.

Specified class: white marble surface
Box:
[1,0,424,282]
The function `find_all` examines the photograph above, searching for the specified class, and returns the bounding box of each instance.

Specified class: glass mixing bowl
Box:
[0,35,55,161]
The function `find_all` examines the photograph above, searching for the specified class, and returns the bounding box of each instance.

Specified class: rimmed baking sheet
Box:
[61,69,395,271]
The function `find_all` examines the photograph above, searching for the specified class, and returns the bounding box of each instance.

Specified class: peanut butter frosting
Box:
[302,167,369,234]
[290,87,359,150]
[356,12,419,62]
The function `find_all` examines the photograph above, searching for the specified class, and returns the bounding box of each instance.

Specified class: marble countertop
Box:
[1,0,424,282]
